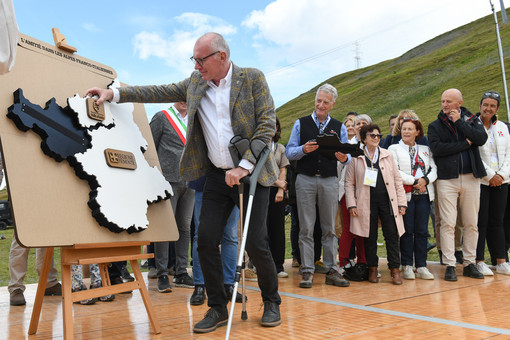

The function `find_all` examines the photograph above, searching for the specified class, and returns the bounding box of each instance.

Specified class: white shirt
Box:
[196,63,253,171]
[113,63,253,171]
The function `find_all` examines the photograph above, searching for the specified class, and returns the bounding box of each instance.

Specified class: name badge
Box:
[491,154,499,170]
[364,168,378,187]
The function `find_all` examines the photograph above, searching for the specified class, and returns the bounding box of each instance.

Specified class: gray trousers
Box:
[155,181,195,277]
[8,236,59,293]
[296,174,339,273]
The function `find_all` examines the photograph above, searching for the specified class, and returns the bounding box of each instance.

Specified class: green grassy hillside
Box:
[276,12,510,143]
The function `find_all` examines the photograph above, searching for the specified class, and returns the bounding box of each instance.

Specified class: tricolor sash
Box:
[162,107,186,145]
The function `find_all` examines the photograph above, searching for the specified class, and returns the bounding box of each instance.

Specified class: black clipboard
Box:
[316,132,364,160]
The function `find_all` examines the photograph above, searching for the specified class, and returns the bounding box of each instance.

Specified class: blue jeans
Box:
[401,194,430,268]
[192,191,239,285]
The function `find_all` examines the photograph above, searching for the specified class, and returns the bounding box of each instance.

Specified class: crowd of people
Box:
[6,31,510,336]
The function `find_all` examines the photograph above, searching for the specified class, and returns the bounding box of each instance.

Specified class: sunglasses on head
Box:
[482,91,500,100]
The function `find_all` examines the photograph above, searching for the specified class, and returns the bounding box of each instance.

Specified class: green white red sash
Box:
[162,107,186,144]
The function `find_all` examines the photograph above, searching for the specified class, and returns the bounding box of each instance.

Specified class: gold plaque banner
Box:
[86,98,105,121]
[104,149,137,170]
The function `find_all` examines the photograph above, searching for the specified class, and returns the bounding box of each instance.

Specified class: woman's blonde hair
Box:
[343,117,354,125]
[392,109,419,136]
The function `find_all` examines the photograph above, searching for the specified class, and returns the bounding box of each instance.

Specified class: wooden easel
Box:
[28,241,160,339]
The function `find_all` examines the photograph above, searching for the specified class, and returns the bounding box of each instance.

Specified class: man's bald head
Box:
[195,32,230,60]
[441,88,463,115]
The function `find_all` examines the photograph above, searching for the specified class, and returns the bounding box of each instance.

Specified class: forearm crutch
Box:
[225,139,270,340]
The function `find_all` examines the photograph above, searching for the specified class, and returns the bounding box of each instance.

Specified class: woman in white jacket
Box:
[475,91,510,276]
[389,118,437,280]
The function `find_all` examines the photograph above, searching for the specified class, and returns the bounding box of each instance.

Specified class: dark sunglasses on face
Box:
[367,133,383,139]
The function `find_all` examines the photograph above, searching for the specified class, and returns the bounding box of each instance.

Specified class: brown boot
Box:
[368,266,379,283]
[391,268,402,285]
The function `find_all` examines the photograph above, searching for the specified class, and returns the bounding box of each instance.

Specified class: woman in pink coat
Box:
[345,124,407,284]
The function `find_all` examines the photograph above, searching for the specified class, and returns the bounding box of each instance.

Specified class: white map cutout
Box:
[67,80,173,233]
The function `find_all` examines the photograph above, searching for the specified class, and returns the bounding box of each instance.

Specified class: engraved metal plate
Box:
[104,149,137,170]
[86,97,105,121]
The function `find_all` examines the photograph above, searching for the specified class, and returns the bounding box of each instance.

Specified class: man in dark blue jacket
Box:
[428,88,487,282]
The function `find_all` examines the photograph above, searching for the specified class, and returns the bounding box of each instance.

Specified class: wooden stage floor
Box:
[4,259,510,339]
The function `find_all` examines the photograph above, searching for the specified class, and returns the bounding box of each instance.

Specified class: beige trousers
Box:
[436,174,480,266]
[8,236,59,293]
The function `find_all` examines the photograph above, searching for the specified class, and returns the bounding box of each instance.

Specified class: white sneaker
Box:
[415,267,434,280]
[277,271,289,278]
[496,262,510,276]
[403,265,415,280]
[476,262,494,276]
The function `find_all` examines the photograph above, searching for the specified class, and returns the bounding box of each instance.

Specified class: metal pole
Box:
[491,0,510,119]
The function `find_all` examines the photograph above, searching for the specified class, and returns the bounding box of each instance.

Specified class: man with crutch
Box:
[85,32,281,335]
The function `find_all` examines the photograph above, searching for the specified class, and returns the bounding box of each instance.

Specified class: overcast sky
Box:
[11,0,506,118]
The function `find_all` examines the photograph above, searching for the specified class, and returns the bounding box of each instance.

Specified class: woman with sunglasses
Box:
[345,124,407,284]
[389,119,437,280]
[475,91,510,276]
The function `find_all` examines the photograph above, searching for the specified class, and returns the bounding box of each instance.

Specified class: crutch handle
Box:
[240,147,270,196]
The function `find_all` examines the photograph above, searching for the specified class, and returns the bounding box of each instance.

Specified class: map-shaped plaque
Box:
[316,132,364,160]
[7,80,173,233]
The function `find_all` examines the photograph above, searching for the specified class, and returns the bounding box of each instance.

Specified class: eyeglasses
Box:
[402,117,419,122]
[367,133,383,139]
[190,51,220,67]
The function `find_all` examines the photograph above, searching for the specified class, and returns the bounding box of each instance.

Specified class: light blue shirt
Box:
[285,112,351,164]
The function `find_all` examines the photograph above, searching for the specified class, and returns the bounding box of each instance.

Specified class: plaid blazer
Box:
[118,64,278,186]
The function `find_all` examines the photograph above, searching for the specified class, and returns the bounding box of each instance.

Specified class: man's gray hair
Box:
[316,83,338,102]
[200,32,230,59]
[354,114,372,125]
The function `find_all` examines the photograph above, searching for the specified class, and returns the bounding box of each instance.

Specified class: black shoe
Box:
[193,306,228,333]
[190,285,206,305]
[455,250,463,264]
[157,275,172,293]
[438,250,444,265]
[427,241,436,252]
[44,282,62,296]
[121,266,135,282]
[111,276,132,294]
[444,266,457,281]
[225,284,247,303]
[463,264,484,279]
[261,301,281,327]
[174,273,194,288]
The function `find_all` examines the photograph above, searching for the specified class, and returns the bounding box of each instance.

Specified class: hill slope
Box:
[276,12,510,143]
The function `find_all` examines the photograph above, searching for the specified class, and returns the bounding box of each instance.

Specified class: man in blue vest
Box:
[286,83,351,289]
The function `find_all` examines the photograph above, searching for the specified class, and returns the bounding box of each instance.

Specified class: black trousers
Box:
[108,261,124,279]
[479,184,508,261]
[197,168,280,308]
[364,193,401,269]
[267,186,286,272]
